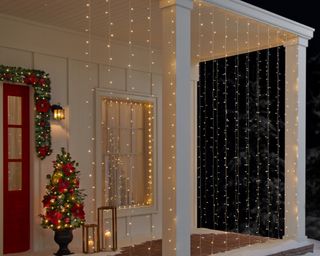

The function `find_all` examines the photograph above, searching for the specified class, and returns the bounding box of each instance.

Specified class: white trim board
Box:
[204,0,314,40]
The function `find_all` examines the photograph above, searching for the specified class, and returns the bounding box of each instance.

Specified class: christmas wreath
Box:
[0,65,52,159]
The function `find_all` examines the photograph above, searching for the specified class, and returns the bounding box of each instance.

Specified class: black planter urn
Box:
[54,229,73,255]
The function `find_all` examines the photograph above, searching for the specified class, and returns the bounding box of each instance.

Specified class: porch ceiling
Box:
[0,0,312,60]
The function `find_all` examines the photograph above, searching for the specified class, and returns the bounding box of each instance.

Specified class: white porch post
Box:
[285,37,308,241]
[160,0,193,255]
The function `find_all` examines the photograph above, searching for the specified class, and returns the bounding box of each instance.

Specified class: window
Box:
[100,97,154,208]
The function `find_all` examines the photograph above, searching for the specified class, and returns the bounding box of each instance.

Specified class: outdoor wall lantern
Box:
[51,104,65,120]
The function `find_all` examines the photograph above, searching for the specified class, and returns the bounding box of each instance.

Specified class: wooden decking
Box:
[115,232,313,256]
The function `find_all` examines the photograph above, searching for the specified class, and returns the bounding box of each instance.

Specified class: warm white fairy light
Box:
[105,0,113,86]
[128,101,134,250]
[234,17,240,244]
[146,86,154,255]
[283,31,289,236]
[196,0,202,62]
[147,0,154,78]
[276,30,281,239]
[203,59,208,230]
[255,24,262,237]
[84,0,91,60]
[104,99,120,207]
[164,4,176,252]
[104,99,154,210]
[215,59,220,231]
[210,6,216,255]
[245,20,251,234]
[223,14,229,235]
[128,0,134,91]
[146,103,154,205]
[197,0,202,227]
[84,0,96,221]
[266,26,271,238]
[197,1,204,253]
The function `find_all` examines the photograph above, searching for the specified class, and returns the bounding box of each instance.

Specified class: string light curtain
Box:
[197,47,285,238]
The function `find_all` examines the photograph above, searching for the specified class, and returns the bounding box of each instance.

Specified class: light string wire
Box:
[284,32,288,236]
[245,20,251,238]
[196,1,203,254]
[266,26,271,239]
[200,2,207,230]
[210,6,216,255]
[104,0,114,209]
[223,14,229,242]
[165,4,176,251]
[204,58,208,229]
[106,0,113,73]
[255,24,261,236]
[127,0,134,253]
[85,0,96,223]
[235,17,240,247]
[146,0,154,253]
[276,30,281,239]
[215,48,220,242]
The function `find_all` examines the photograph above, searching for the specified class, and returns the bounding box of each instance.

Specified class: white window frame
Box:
[95,88,158,217]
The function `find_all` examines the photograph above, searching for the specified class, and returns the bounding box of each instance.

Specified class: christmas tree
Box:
[40,148,86,230]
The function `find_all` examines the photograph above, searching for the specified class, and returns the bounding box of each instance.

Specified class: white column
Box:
[285,37,308,241]
[160,1,193,255]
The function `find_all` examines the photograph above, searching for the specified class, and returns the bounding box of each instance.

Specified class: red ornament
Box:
[39,78,46,85]
[58,180,70,193]
[47,210,63,226]
[38,146,49,157]
[24,74,38,84]
[4,73,12,80]
[62,163,75,176]
[64,217,71,224]
[36,99,50,113]
[71,204,85,220]
[42,195,51,208]
[42,195,56,207]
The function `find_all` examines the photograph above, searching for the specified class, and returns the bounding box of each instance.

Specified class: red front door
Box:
[3,83,30,253]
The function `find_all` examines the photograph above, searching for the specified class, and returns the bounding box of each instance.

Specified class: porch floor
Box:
[115,232,313,256]
[5,231,314,256]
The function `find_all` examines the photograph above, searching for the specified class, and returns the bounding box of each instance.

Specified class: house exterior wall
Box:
[0,14,162,253]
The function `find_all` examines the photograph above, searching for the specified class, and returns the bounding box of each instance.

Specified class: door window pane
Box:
[8,128,22,159]
[8,162,22,191]
[8,96,22,125]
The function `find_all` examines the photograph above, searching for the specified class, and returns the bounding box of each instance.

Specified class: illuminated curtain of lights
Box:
[197,47,285,238]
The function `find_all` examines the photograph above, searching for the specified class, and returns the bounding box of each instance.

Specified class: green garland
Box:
[0,65,52,159]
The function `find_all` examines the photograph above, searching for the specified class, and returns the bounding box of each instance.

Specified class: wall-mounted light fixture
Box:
[51,104,65,120]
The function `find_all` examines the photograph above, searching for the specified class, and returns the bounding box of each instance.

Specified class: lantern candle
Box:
[82,223,98,253]
[88,239,94,252]
[97,206,117,251]
[105,230,112,249]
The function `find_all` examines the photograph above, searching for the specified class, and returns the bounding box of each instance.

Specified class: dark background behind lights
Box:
[197,47,285,238]
[198,0,320,239]
[241,0,320,240]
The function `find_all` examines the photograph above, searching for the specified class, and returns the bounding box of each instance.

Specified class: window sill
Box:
[116,205,158,218]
